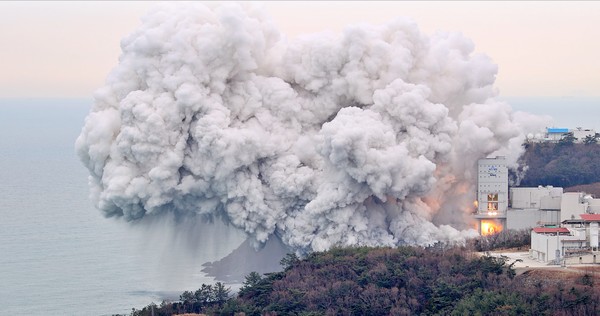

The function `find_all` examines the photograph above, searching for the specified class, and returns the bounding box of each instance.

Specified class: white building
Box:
[560,192,590,222]
[530,227,572,263]
[504,188,600,231]
[572,127,596,142]
[510,186,563,210]
[474,157,508,235]
[545,128,569,142]
[560,192,600,222]
[531,214,600,264]
[580,214,600,249]
[531,127,597,143]
[506,186,562,230]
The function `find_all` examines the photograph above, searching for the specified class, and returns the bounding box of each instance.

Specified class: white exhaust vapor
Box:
[76,2,548,253]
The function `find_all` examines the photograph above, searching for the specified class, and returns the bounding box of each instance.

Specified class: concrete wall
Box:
[531,232,561,262]
[540,195,562,210]
[531,232,585,263]
[572,129,595,142]
[510,186,563,209]
[564,253,599,265]
[560,192,588,222]
[588,198,600,213]
[591,222,599,248]
[567,227,587,240]
[546,132,564,142]
[507,209,560,230]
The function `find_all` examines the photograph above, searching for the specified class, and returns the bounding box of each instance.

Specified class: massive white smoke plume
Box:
[76,2,548,253]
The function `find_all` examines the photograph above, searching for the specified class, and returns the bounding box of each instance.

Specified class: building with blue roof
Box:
[528,127,597,143]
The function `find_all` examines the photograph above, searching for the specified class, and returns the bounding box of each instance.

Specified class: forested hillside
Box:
[517,141,600,189]
[127,244,600,316]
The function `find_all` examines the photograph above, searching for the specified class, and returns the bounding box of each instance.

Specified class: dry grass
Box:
[565,182,600,197]
[517,266,600,286]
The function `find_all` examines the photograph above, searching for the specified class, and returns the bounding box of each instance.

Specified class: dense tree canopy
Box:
[126,244,599,316]
[517,142,600,188]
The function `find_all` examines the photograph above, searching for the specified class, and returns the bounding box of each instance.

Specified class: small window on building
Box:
[487,193,498,201]
[487,202,498,211]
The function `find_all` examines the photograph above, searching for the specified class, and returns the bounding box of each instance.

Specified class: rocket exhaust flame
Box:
[75,2,549,253]
[481,219,503,236]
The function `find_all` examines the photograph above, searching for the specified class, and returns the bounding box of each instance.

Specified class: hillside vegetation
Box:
[565,182,600,197]
[517,142,600,189]
[126,244,599,316]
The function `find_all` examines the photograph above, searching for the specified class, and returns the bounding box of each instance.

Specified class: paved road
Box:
[485,251,599,275]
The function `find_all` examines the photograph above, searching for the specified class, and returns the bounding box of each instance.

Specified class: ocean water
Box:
[0,99,247,315]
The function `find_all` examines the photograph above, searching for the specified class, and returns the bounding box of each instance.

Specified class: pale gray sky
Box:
[1,1,599,98]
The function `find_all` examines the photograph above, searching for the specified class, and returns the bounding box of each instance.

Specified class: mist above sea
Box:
[0,98,247,315]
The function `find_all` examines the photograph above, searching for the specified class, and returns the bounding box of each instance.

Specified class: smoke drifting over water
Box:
[76,2,548,253]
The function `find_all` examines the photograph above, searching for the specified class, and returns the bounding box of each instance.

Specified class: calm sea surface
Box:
[0,99,246,315]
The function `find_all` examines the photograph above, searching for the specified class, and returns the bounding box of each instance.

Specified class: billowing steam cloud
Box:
[76,2,548,253]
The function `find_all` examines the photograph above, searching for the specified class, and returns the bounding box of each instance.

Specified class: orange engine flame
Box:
[480,219,503,236]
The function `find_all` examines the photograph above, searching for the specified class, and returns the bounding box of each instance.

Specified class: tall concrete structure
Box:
[474,156,508,235]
